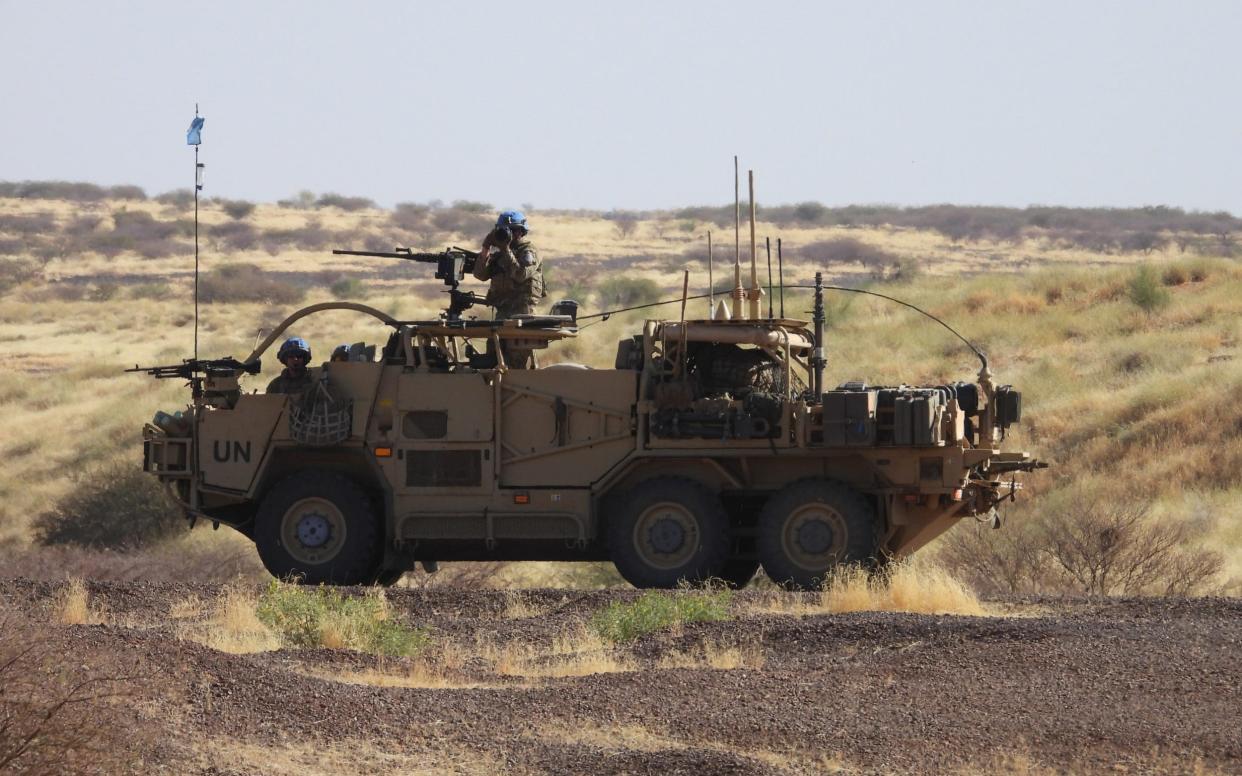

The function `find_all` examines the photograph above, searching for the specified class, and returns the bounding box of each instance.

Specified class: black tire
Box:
[254,470,383,585]
[757,478,879,590]
[717,558,760,589]
[605,477,730,589]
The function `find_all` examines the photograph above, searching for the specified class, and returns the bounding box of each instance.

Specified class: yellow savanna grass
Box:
[184,582,281,654]
[53,577,107,625]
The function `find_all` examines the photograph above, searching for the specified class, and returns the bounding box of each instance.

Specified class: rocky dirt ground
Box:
[3,581,1239,775]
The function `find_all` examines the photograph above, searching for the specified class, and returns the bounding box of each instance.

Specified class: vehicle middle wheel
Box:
[757,478,879,590]
[605,477,730,589]
[254,470,383,585]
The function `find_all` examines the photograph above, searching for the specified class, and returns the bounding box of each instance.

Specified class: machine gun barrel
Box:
[126,356,260,379]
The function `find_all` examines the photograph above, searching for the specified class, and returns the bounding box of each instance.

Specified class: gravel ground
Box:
[5,580,1240,775]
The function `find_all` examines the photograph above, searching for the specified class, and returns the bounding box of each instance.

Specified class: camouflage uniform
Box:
[473,236,545,368]
[266,368,314,395]
[473,237,545,318]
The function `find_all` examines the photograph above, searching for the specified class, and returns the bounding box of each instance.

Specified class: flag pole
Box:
[193,138,199,361]
[189,104,204,361]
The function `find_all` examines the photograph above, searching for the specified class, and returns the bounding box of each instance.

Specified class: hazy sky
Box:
[1,1,1239,212]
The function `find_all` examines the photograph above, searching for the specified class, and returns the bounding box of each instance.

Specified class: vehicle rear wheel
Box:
[254,470,383,585]
[757,478,878,590]
[605,477,730,589]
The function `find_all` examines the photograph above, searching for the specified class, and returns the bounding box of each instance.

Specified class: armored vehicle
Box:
[136,261,1042,589]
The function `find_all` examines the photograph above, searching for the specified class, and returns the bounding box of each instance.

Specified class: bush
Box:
[591,590,732,643]
[431,207,491,237]
[0,258,40,294]
[199,263,304,304]
[450,200,492,214]
[797,237,900,270]
[255,581,428,656]
[315,193,375,212]
[277,190,317,209]
[329,277,365,298]
[937,497,1223,597]
[128,282,172,300]
[1127,265,1171,314]
[209,220,259,251]
[219,199,256,220]
[86,281,119,302]
[154,188,195,209]
[33,462,184,551]
[596,276,661,308]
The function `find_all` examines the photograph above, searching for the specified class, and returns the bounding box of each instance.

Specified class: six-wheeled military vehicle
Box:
[136,255,1042,589]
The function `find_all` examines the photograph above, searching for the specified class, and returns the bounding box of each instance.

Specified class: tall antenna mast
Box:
[732,156,742,318]
[777,237,785,319]
[707,230,714,316]
[765,236,773,319]
[747,169,761,319]
[187,105,205,360]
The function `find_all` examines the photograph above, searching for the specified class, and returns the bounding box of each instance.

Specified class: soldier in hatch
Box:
[473,210,545,368]
[266,337,315,395]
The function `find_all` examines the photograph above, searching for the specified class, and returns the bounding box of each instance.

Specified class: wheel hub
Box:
[795,519,834,555]
[295,513,332,548]
[648,518,686,554]
[782,504,848,572]
[633,501,700,570]
[280,497,347,565]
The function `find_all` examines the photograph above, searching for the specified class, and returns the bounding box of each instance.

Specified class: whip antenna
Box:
[186,106,206,360]
[765,236,773,318]
[707,230,714,316]
[732,156,742,318]
[777,237,785,318]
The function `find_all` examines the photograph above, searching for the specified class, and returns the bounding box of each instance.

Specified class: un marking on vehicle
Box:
[213,440,252,464]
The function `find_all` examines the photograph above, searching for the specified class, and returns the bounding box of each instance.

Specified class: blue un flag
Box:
[186,116,204,146]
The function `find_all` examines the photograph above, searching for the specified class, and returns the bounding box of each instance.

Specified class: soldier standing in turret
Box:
[473,210,545,368]
[266,337,315,394]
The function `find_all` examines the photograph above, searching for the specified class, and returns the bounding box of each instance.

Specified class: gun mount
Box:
[333,246,488,321]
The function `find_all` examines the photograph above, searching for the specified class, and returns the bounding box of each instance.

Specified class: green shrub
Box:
[315,193,376,212]
[255,581,428,656]
[1127,265,1171,314]
[199,263,304,304]
[87,282,119,302]
[596,276,660,308]
[129,282,172,300]
[34,462,184,550]
[0,258,39,294]
[330,278,365,298]
[219,199,256,220]
[590,590,732,643]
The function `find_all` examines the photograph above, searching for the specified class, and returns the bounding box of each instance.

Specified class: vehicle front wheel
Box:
[757,478,879,590]
[605,477,730,589]
[254,470,383,585]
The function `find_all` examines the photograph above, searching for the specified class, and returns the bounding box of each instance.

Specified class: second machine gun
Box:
[332,246,490,321]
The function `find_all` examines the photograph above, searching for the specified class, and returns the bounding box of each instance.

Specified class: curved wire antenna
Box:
[576,281,988,369]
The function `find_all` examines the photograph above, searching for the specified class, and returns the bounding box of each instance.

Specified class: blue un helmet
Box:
[496,210,528,232]
[277,336,311,363]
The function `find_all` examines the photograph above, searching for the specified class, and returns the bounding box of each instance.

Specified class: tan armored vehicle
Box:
[135,244,1043,589]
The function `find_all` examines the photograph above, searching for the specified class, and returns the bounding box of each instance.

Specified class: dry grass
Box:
[192,737,504,776]
[52,578,107,625]
[179,582,281,654]
[656,638,765,671]
[478,625,636,678]
[749,560,987,617]
[535,721,851,774]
